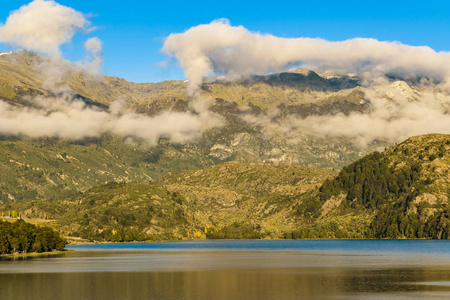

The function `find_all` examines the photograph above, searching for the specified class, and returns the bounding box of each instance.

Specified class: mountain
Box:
[0,50,186,107]
[0,51,360,111]
[0,51,377,204]
[1,50,449,218]
[294,133,450,239]
[2,133,449,241]
[0,51,385,175]
[0,162,337,242]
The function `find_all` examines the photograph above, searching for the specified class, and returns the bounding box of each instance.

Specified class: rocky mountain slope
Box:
[1,50,449,207]
[0,51,387,171]
[2,134,449,241]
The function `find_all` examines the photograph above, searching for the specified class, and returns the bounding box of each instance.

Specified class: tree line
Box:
[0,219,66,255]
[319,152,424,210]
[313,151,449,239]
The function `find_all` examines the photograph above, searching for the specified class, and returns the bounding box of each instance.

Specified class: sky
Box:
[1,0,450,83]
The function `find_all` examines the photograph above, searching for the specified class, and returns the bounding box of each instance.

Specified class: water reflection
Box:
[2,249,450,299]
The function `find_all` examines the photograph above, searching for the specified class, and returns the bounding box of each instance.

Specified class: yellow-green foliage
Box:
[3,134,450,241]
[1,162,336,242]
[0,136,216,204]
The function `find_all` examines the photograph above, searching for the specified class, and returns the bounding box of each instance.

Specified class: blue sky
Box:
[1,0,449,83]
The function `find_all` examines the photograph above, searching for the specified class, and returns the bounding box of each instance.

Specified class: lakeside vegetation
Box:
[0,219,66,255]
[1,162,336,242]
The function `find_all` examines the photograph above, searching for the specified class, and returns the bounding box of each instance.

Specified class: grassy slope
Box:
[2,134,449,241]
[156,162,336,235]
[0,136,215,204]
[0,162,337,241]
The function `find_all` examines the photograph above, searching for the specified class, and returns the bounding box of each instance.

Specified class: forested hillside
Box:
[293,134,450,239]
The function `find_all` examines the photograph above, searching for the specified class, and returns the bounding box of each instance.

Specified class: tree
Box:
[0,219,66,254]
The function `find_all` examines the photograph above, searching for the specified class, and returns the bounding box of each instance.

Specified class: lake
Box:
[2,240,450,299]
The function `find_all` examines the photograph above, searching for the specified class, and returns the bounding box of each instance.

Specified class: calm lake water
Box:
[2,240,450,299]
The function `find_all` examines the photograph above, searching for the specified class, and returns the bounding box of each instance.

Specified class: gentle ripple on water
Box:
[1,240,450,300]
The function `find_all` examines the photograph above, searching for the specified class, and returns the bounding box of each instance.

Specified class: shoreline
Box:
[67,237,433,246]
[0,249,74,259]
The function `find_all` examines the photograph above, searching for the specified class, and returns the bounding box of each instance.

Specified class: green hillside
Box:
[0,136,215,204]
[0,162,336,242]
[2,134,449,241]
[293,134,450,239]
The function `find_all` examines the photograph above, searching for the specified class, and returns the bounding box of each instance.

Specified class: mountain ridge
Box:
[0,50,449,206]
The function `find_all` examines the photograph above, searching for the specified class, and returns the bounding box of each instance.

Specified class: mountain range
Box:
[0,50,449,241]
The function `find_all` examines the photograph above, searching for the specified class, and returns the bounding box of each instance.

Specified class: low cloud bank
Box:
[287,86,450,147]
[163,19,450,96]
[164,20,450,146]
[0,95,222,143]
[242,83,450,147]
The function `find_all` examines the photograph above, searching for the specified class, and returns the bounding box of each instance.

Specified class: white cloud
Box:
[241,83,450,148]
[163,19,450,96]
[0,1,105,86]
[0,2,223,143]
[78,37,103,74]
[0,94,222,143]
[0,0,91,57]
[164,20,450,147]
[287,86,450,147]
